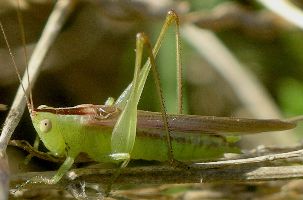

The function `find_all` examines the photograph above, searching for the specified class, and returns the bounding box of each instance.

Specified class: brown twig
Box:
[9,162,303,192]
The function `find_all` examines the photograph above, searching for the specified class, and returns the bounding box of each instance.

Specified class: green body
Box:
[32,111,238,163]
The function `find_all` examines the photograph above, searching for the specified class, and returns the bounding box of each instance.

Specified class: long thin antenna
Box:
[0,22,31,109]
[16,0,34,111]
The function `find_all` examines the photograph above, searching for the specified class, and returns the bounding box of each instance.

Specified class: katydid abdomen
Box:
[84,126,239,162]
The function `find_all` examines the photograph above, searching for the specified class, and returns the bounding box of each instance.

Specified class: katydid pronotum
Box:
[1,6,300,195]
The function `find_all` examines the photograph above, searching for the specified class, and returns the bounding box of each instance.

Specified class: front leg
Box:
[19,156,75,187]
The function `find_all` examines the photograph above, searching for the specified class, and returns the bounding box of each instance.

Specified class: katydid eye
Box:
[39,119,52,133]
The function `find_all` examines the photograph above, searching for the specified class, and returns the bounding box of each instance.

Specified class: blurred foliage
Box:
[278,78,303,116]
[278,78,303,135]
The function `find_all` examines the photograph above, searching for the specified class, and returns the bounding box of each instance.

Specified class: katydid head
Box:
[31,106,66,157]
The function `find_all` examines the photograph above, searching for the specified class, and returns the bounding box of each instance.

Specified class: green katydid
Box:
[2,8,299,191]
